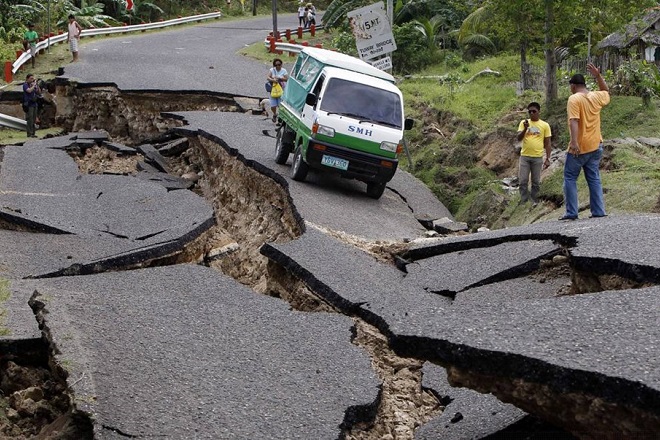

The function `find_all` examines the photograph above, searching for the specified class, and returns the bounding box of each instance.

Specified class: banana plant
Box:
[53,0,118,28]
[412,14,448,51]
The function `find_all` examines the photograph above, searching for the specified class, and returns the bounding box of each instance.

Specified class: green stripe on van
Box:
[316,132,397,159]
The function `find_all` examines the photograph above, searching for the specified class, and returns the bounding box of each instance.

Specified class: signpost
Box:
[369,56,392,71]
[347,2,396,62]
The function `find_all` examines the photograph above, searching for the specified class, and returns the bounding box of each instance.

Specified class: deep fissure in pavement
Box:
[3,85,658,438]
[0,318,93,438]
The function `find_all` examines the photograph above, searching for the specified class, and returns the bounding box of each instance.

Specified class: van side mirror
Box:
[306,93,317,106]
[404,118,414,130]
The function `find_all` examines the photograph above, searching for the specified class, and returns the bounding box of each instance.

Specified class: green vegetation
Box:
[401,52,660,228]
[0,278,11,337]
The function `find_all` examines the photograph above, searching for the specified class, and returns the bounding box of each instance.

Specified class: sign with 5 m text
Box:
[347,2,397,61]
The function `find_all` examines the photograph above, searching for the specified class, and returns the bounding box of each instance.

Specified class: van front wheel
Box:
[274,125,290,164]
[291,145,309,181]
[366,182,386,199]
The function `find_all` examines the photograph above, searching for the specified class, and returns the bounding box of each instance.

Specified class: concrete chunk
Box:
[432,217,469,233]
[136,144,170,173]
[74,129,109,143]
[157,138,189,157]
[102,141,137,155]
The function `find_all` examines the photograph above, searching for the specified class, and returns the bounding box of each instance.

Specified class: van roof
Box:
[322,66,402,96]
[300,47,395,83]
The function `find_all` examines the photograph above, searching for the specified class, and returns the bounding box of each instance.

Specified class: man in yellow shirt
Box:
[560,63,610,220]
[516,102,552,206]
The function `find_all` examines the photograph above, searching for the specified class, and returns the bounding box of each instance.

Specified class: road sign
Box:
[369,56,392,71]
[347,2,397,61]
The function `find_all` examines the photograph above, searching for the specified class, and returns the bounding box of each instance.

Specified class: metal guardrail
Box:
[12,12,223,74]
[0,112,27,130]
[270,42,304,54]
[263,24,324,50]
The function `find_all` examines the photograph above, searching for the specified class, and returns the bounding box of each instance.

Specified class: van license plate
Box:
[321,155,349,171]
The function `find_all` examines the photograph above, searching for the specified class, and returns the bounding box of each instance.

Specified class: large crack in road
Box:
[1,84,659,438]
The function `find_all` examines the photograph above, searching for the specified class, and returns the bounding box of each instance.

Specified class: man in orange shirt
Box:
[560,63,610,220]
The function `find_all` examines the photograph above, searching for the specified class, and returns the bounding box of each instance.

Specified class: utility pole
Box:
[271,0,278,40]
[47,0,51,53]
[387,0,392,25]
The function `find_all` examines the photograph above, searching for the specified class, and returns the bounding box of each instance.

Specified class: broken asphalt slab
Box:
[404,239,559,296]
[0,228,163,280]
[416,362,574,439]
[20,264,379,439]
[165,111,452,240]
[261,215,660,437]
[0,135,213,243]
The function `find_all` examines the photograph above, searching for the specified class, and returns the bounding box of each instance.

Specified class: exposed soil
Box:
[70,146,140,175]
[2,85,658,439]
[0,345,93,439]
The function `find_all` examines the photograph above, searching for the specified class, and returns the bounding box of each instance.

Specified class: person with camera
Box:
[516,101,552,207]
[23,74,41,138]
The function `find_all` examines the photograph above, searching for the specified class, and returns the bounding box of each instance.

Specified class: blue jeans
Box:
[563,145,606,218]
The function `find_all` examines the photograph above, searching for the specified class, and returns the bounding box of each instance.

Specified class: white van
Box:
[274,47,413,199]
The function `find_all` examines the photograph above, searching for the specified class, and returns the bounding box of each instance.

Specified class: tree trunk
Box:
[520,41,529,91]
[544,0,557,104]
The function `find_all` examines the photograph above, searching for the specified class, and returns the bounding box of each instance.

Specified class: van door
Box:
[302,74,325,133]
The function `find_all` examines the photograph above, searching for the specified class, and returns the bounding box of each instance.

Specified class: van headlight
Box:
[316,124,335,137]
[380,141,398,152]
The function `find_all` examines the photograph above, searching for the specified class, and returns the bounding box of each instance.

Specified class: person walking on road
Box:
[516,101,552,206]
[560,63,610,221]
[267,58,288,123]
[298,3,306,27]
[23,23,39,68]
[67,14,82,62]
[23,74,40,138]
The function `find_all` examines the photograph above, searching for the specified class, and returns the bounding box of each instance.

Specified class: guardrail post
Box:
[301,41,309,47]
[315,43,322,49]
[310,24,316,37]
[276,38,283,55]
[268,36,276,53]
[4,62,12,82]
[297,27,303,39]
[285,29,291,40]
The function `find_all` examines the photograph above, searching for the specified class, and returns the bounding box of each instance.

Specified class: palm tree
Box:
[456,6,495,57]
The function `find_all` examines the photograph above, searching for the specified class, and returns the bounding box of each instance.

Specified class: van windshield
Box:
[319,78,402,129]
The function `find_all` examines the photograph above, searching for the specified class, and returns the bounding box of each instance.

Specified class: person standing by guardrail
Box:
[306,3,316,27]
[23,23,39,68]
[297,2,306,27]
[67,14,83,62]
[23,74,40,138]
